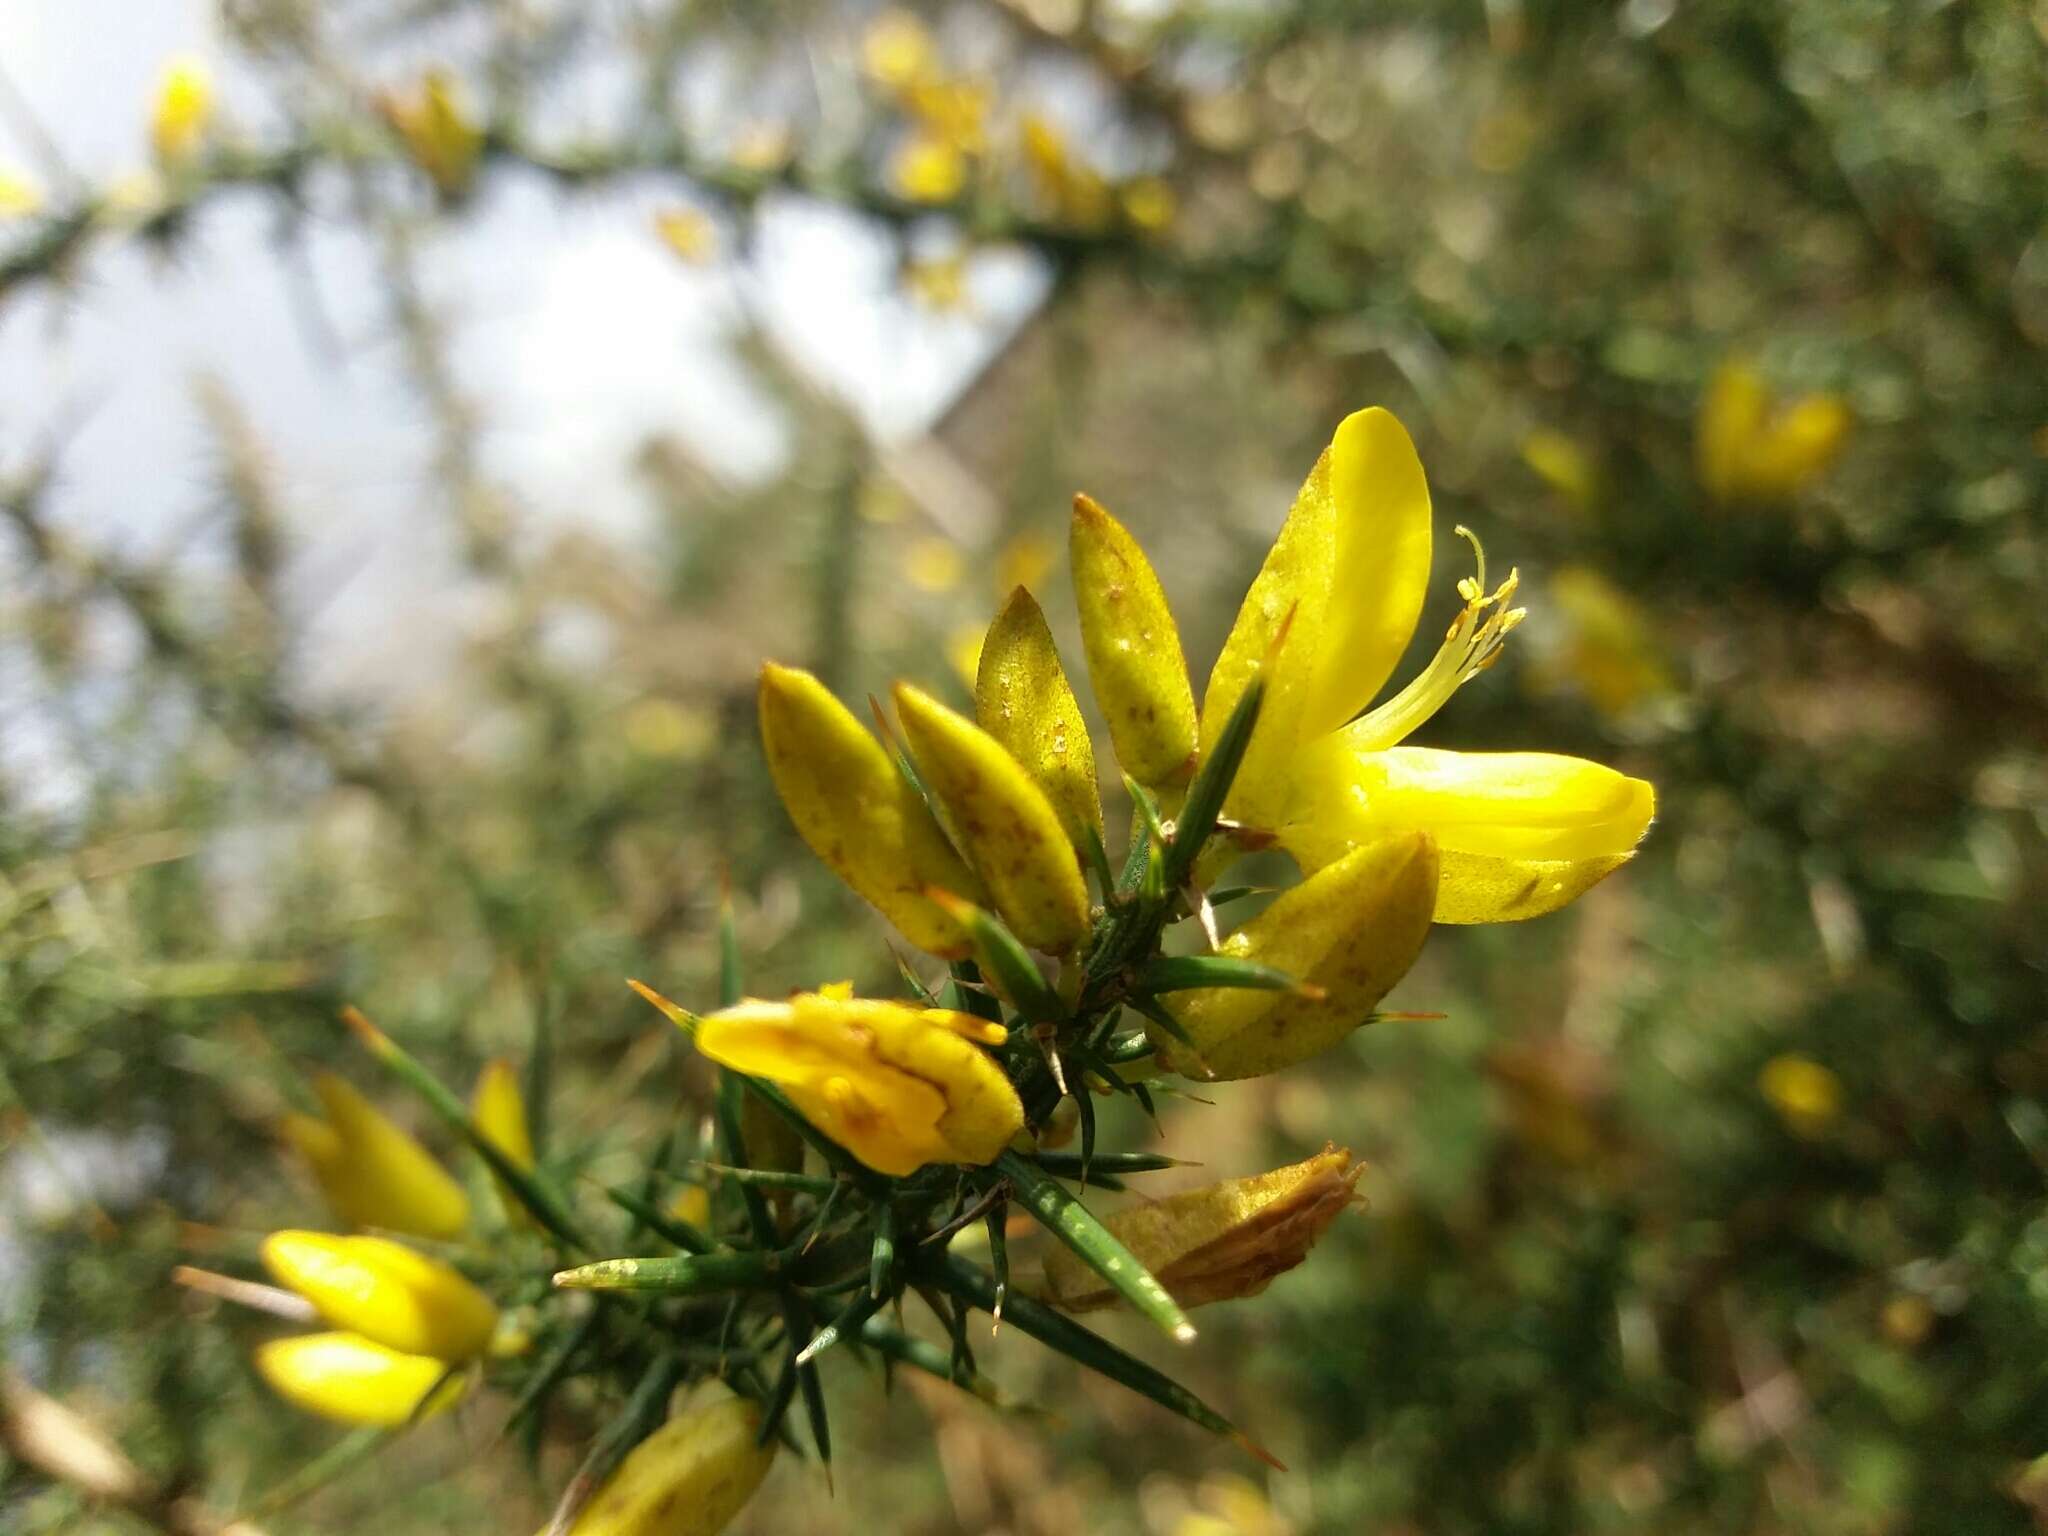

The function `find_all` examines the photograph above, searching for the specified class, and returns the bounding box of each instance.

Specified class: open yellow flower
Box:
[688,991,1023,1177]
[1098,407,1653,923]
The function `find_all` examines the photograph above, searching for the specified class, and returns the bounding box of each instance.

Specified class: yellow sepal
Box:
[1069,493,1197,791]
[562,1394,775,1536]
[1158,834,1437,1080]
[975,585,1103,853]
[757,662,987,957]
[894,680,1091,953]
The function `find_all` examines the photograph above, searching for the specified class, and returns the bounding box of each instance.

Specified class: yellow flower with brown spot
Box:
[687,990,1023,1177]
[561,1394,774,1536]
[1042,1146,1362,1311]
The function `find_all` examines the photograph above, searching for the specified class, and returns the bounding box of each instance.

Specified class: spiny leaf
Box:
[927,889,1062,1021]
[996,1150,1194,1344]
[552,1250,784,1295]
[1161,672,1264,891]
[601,1183,715,1256]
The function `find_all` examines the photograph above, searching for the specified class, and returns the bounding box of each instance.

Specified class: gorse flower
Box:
[254,1331,465,1427]
[261,1230,498,1361]
[1697,358,1852,503]
[382,71,483,198]
[562,1395,776,1536]
[149,56,214,165]
[690,989,1024,1177]
[280,1072,470,1238]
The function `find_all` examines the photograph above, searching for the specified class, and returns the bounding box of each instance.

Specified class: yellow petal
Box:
[311,1074,471,1239]
[254,1332,463,1427]
[1285,745,1655,923]
[1159,834,1437,1080]
[694,994,1021,1177]
[974,586,1103,852]
[894,681,1091,953]
[1069,493,1197,790]
[1042,1147,1361,1311]
[757,662,986,957]
[1202,409,1432,828]
[149,56,213,164]
[564,1394,774,1536]
[261,1231,498,1361]
[471,1058,534,1171]
[1696,359,1769,503]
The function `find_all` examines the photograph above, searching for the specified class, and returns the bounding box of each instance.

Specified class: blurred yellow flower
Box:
[904,535,966,591]
[1696,358,1851,503]
[254,1331,464,1427]
[904,255,970,312]
[946,622,986,689]
[282,1073,471,1238]
[383,71,483,198]
[0,171,43,218]
[902,77,990,155]
[564,1394,774,1536]
[1758,1053,1842,1137]
[1120,175,1178,233]
[623,697,715,761]
[729,123,793,173]
[1021,113,1111,229]
[150,55,214,165]
[1196,408,1655,922]
[1043,1147,1361,1310]
[654,208,717,265]
[1520,429,1601,514]
[666,1183,712,1230]
[894,133,968,203]
[994,530,1057,594]
[261,1231,498,1360]
[687,990,1024,1176]
[1529,565,1675,718]
[863,9,937,91]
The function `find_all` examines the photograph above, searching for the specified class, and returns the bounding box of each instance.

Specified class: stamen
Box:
[1345,528,1525,752]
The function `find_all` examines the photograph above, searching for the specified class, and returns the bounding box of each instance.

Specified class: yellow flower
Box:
[904,255,970,312]
[1197,408,1656,922]
[1528,564,1675,718]
[1696,358,1851,503]
[383,71,483,197]
[261,1231,498,1361]
[757,661,988,957]
[254,1331,464,1427]
[666,1183,712,1230]
[654,208,717,264]
[1520,429,1601,514]
[862,9,937,91]
[902,78,990,155]
[1119,176,1178,233]
[893,133,967,203]
[471,1058,534,1172]
[903,535,966,591]
[284,1074,471,1238]
[150,55,214,165]
[0,171,43,218]
[563,1394,775,1536]
[1042,1146,1361,1311]
[1156,836,1437,1080]
[687,990,1023,1177]
[1020,113,1111,229]
[1758,1053,1842,1137]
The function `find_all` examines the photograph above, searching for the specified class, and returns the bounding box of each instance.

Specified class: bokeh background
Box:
[3,1,2046,1532]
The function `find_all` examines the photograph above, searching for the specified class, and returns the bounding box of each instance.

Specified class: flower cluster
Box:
[211,408,1652,1531]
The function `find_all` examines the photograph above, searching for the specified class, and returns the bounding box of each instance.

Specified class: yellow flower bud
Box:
[975,586,1103,855]
[757,662,988,957]
[307,1073,471,1239]
[254,1332,464,1427]
[384,71,483,198]
[471,1058,535,1171]
[1157,835,1437,1080]
[261,1231,498,1361]
[1697,359,1851,503]
[690,992,1023,1177]
[1069,493,1197,791]
[563,1395,775,1536]
[894,681,1091,953]
[1758,1053,1843,1138]
[150,55,214,165]
[1042,1147,1362,1311]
